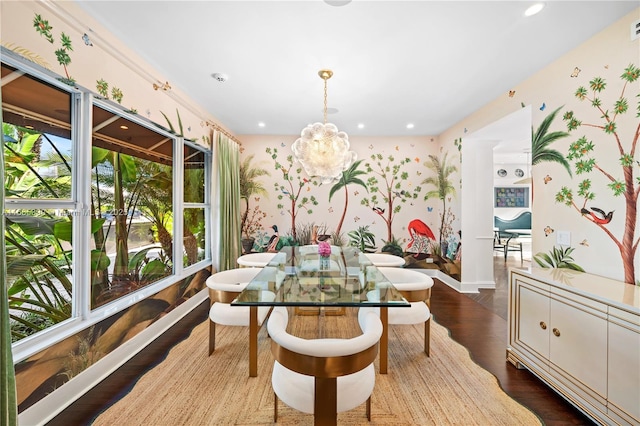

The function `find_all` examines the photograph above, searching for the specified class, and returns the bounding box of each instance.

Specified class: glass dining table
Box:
[232,245,410,376]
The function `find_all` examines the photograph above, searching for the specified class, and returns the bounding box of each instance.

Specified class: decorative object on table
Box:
[497,168,507,177]
[291,69,357,184]
[318,241,332,269]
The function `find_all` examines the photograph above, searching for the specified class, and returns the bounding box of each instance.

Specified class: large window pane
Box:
[183,207,205,267]
[2,63,73,200]
[91,105,173,308]
[184,144,205,203]
[5,209,73,342]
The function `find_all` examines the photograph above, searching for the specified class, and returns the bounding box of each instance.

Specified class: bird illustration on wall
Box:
[406,219,436,256]
[372,207,385,215]
[266,225,279,252]
[580,207,614,225]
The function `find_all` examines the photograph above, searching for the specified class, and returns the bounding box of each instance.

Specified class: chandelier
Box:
[292,69,356,184]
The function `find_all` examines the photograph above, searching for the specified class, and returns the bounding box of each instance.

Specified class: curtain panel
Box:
[1,110,18,425]
[216,133,241,270]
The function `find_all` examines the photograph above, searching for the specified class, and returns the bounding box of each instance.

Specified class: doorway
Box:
[460,106,531,292]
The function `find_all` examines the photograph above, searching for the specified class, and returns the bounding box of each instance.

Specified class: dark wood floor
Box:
[47,256,594,425]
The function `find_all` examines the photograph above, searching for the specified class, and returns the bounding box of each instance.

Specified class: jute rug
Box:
[93,308,541,425]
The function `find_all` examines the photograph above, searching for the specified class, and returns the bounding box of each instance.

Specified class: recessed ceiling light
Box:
[324,0,352,6]
[211,72,228,82]
[357,123,365,129]
[120,125,129,130]
[524,2,545,17]
[406,123,415,129]
[258,122,265,128]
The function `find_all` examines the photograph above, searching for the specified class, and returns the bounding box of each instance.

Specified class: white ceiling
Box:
[74,1,637,138]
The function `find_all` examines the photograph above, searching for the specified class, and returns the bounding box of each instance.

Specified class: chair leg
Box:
[424,318,431,356]
[519,242,523,263]
[366,396,371,421]
[274,392,278,422]
[208,320,216,356]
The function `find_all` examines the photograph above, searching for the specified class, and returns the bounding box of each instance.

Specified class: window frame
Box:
[3,51,212,363]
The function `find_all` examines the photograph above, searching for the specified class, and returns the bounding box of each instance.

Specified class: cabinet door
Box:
[549,298,607,397]
[608,318,640,423]
[517,283,550,364]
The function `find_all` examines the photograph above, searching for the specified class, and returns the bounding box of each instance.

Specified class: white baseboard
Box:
[18,289,208,426]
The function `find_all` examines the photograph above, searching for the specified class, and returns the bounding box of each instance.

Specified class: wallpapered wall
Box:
[239,8,640,285]
[237,134,458,255]
[443,8,639,284]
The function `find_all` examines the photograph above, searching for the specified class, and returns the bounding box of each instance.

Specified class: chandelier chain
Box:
[323,78,328,124]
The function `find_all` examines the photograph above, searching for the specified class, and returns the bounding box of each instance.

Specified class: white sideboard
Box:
[508,267,640,425]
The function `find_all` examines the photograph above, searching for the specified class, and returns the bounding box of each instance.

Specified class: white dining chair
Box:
[268,306,382,424]
[359,267,434,356]
[237,252,277,267]
[362,253,406,267]
[205,268,273,358]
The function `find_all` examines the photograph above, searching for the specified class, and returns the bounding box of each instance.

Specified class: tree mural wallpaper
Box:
[556,64,640,284]
[266,146,318,241]
[422,152,458,249]
[361,153,422,242]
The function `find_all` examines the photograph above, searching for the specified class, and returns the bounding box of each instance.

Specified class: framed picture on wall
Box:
[494,187,529,208]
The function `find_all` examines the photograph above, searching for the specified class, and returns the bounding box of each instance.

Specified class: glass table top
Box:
[232,246,410,307]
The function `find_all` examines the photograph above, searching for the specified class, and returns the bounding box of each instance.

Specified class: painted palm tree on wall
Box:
[422,152,457,247]
[532,106,572,177]
[239,154,270,238]
[556,64,640,284]
[329,159,367,236]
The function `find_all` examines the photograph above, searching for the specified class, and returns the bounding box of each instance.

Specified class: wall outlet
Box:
[557,231,571,246]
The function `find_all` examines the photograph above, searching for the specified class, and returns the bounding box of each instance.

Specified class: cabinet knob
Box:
[539,321,547,330]
[552,328,561,337]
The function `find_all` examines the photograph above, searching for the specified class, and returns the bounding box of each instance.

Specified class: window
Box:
[183,143,209,267]
[2,62,76,341]
[90,105,174,308]
[2,57,211,349]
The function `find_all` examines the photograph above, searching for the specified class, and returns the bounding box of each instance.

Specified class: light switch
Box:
[557,231,571,246]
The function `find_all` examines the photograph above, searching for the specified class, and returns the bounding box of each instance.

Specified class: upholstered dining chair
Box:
[268,306,382,425]
[362,253,406,267]
[236,252,277,267]
[205,268,274,362]
[359,267,434,356]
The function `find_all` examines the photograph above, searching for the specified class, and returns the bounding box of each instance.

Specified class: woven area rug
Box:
[93,308,541,425]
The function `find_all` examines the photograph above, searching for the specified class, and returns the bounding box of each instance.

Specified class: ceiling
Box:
[74,1,637,138]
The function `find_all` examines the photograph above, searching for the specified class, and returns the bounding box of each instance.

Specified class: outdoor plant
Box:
[348,225,377,253]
